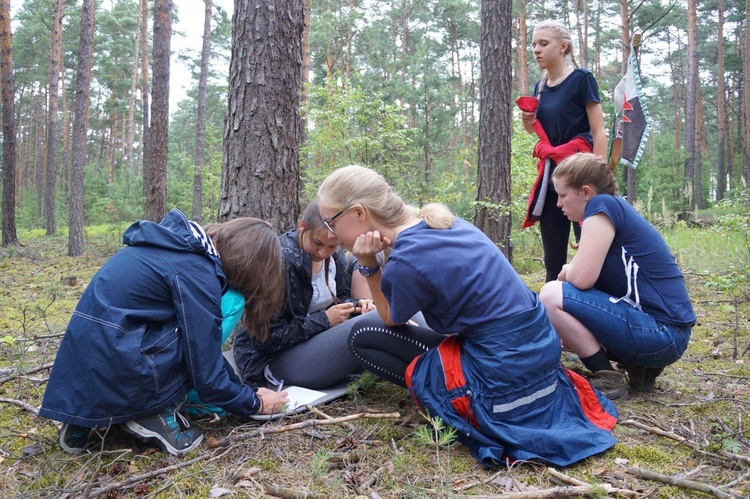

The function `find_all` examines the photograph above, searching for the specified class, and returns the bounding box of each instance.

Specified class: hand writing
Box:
[257,387,289,414]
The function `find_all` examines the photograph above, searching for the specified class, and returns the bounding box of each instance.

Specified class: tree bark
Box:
[744,0,750,187]
[44,0,65,236]
[716,0,726,202]
[474,0,512,259]
[0,0,18,246]
[685,0,698,211]
[69,0,96,257]
[192,0,212,223]
[139,0,149,178]
[144,0,172,222]
[220,0,304,230]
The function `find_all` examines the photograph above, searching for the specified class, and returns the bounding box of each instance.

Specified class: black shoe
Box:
[588,370,629,402]
[59,423,90,453]
[626,365,664,392]
[123,407,203,456]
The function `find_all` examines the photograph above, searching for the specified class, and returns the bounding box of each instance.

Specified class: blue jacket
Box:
[40,210,262,428]
[233,229,352,385]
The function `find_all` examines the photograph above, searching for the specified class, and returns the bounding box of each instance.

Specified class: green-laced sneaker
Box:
[626,365,664,392]
[588,370,629,402]
[122,406,203,456]
[59,423,91,453]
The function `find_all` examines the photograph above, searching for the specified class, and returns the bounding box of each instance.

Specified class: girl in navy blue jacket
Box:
[40,210,290,455]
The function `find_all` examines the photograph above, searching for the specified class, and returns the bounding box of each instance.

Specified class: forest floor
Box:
[0,233,749,498]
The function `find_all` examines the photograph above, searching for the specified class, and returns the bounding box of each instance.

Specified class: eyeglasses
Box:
[322,207,351,234]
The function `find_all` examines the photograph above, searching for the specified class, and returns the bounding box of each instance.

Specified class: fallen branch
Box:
[546,468,639,497]
[0,397,40,415]
[624,466,734,499]
[85,445,235,497]
[221,411,400,446]
[0,362,54,385]
[261,481,326,498]
[454,484,636,498]
[620,419,750,466]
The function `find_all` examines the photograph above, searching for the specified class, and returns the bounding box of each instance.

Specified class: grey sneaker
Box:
[59,423,90,453]
[626,365,664,392]
[123,407,203,456]
[588,370,629,402]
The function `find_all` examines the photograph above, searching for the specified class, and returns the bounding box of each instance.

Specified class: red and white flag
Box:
[613,45,652,169]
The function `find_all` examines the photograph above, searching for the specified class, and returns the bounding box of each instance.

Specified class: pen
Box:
[277,380,284,392]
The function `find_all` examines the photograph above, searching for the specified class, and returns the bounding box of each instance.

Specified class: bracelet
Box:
[258,397,264,414]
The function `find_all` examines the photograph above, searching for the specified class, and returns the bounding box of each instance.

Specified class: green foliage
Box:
[301,77,418,203]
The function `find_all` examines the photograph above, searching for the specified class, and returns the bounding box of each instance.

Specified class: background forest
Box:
[1,0,748,253]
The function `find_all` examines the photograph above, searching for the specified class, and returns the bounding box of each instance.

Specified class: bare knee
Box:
[539,280,563,312]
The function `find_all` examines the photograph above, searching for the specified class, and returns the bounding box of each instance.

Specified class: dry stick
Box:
[454,485,637,498]
[620,419,750,466]
[84,445,236,498]
[453,469,506,492]
[546,468,640,498]
[624,467,735,499]
[358,464,386,490]
[219,411,400,446]
[0,362,54,385]
[0,397,40,415]
[261,481,326,499]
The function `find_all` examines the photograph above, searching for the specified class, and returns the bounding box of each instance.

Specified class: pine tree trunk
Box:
[220,0,304,230]
[125,10,141,190]
[139,0,149,178]
[0,0,18,246]
[144,0,171,222]
[744,0,750,187]
[685,0,698,211]
[69,0,96,257]
[475,0,512,259]
[193,0,212,224]
[716,0,726,202]
[45,0,65,235]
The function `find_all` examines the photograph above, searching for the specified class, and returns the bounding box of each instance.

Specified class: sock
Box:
[580,348,614,373]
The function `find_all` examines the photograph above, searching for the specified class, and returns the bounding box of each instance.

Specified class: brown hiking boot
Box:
[588,370,628,402]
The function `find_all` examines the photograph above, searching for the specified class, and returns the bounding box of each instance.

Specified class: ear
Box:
[299,220,307,231]
[353,204,366,221]
[581,185,593,200]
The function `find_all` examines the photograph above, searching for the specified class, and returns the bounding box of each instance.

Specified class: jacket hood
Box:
[123,209,226,288]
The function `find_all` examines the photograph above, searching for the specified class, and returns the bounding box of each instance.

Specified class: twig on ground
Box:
[546,468,639,497]
[358,464,386,491]
[0,362,54,385]
[454,484,639,498]
[620,419,750,466]
[453,469,505,492]
[221,412,400,446]
[624,466,735,499]
[84,445,236,497]
[0,397,40,415]
[261,481,326,498]
[695,370,750,381]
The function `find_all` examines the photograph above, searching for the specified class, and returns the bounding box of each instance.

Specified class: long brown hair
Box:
[206,218,284,341]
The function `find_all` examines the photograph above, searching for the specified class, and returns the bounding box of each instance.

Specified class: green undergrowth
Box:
[0,224,748,497]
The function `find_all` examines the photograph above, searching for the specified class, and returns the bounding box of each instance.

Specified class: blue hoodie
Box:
[40,209,262,427]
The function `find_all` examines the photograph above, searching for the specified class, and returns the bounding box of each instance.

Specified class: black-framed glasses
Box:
[323,207,351,234]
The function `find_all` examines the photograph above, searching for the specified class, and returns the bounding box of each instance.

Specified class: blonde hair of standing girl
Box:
[533,20,578,97]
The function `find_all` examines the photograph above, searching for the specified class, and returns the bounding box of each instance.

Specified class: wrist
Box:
[358,263,381,278]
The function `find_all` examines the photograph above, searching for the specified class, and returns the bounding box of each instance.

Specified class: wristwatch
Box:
[358,264,381,277]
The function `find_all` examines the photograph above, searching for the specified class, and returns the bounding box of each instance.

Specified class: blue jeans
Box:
[561,283,691,368]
